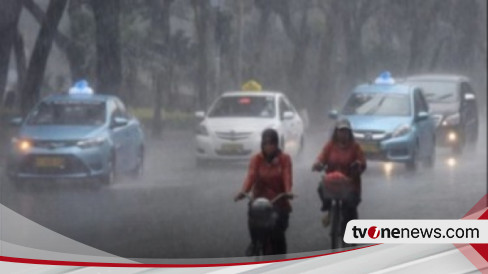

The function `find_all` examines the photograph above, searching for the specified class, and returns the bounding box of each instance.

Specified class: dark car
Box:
[405,75,479,154]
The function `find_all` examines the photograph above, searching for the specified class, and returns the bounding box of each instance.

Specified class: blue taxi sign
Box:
[68,80,94,95]
[374,71,395,85]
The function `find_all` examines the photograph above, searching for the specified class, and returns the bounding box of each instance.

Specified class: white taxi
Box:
[195,91,304,163]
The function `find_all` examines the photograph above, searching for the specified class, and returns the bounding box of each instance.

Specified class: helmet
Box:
[248,197,276,229]
[335,118,352,130]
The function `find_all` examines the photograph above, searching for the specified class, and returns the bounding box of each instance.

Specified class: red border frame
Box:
[0,244,379,268]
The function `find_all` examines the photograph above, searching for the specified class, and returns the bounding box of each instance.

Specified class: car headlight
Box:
[442,113,460,126]
[392,124,411,138]
[77,136,106,149]
[12,137,32,152]
[196,124,209,136]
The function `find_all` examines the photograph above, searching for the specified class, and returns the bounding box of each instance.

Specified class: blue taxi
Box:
[329,72,436,171]
[6,81,144,186]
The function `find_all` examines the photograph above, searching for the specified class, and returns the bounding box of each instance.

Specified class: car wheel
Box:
[101,158,116,186]
[423,144,436,169]
[405,146,417,172]
[130,146,144,179]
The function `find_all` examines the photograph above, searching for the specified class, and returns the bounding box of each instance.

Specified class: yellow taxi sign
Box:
[241,80,262,92]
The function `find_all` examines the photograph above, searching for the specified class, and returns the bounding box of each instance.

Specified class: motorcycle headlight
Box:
[392,124,411,138]
[442,113,460,126]
[77,136,106,149]
[196,124,209,136]
[12,137,32,152]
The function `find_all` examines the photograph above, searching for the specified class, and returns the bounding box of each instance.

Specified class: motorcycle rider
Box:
[234,128,294,255]
[312,118,366,232]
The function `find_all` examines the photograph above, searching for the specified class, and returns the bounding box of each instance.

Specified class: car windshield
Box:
[208,96,276,118]
[26,100,106,126]
[342,92,411,116]
[407,81,459,103]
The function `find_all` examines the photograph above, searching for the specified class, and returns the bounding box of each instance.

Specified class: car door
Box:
[414,89,433,158]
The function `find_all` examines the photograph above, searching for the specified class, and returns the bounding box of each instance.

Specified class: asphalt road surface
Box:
[1,122,486,259]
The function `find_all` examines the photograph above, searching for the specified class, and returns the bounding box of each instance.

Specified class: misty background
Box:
[0,0,486,136]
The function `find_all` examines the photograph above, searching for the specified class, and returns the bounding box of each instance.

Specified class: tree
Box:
[91,0,122,95]
[20,0,68,115]
[0,0,22,105]
[191,0,210,109]
[148,0,175,138]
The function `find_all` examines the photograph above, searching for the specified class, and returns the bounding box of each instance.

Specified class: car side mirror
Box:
[283,111,295,120]
[328,110,339,120]
[195,111,205,119]
[9,117,23,127]
[464,93,475,101]
[416,111,429,122]
[111,117,129,128]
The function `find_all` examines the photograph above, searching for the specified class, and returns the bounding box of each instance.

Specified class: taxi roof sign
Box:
[374,71,395,85]
[241,80,262,92]
[68,80,94,95]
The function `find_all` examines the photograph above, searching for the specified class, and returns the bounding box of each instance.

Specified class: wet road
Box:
[0,123,486,259]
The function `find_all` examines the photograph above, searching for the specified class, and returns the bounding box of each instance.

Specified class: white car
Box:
[195,91,305,163]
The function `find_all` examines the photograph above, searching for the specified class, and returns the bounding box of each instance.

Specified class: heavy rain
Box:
[0,0,486,260]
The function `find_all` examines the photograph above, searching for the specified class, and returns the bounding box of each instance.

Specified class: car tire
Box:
[129,146,144,179]
[405,146,417,172]
[423,138,436,169]
[101,158,116,186]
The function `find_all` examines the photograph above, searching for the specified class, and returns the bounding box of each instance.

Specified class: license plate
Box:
[221,143,244,152]
[359,142,379,153]
[35,157,65,168]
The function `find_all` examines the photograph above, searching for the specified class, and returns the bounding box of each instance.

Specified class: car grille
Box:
[215,131,253,141]
[19,154,89,175]
[32,140,78,149]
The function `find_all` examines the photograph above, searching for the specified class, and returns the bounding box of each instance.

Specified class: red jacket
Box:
[316,141,366,194]
[241,152,293,212]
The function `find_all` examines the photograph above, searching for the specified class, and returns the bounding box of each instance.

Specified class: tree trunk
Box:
[150,0,174,138]
[192,0,210,110]
[13,30,27,103]
[0,0,22,105]
[91,0,122,95]
[20,0,68,116]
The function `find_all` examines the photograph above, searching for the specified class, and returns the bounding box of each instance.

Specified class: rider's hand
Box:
[234,191,246,202]
[285,192,296,200]
[350,161,363,173]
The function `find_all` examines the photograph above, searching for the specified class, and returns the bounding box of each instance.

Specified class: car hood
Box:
[428,102,459,116]
[19,125,106,141]
[204,118,277,133]
[342,115,413,133]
